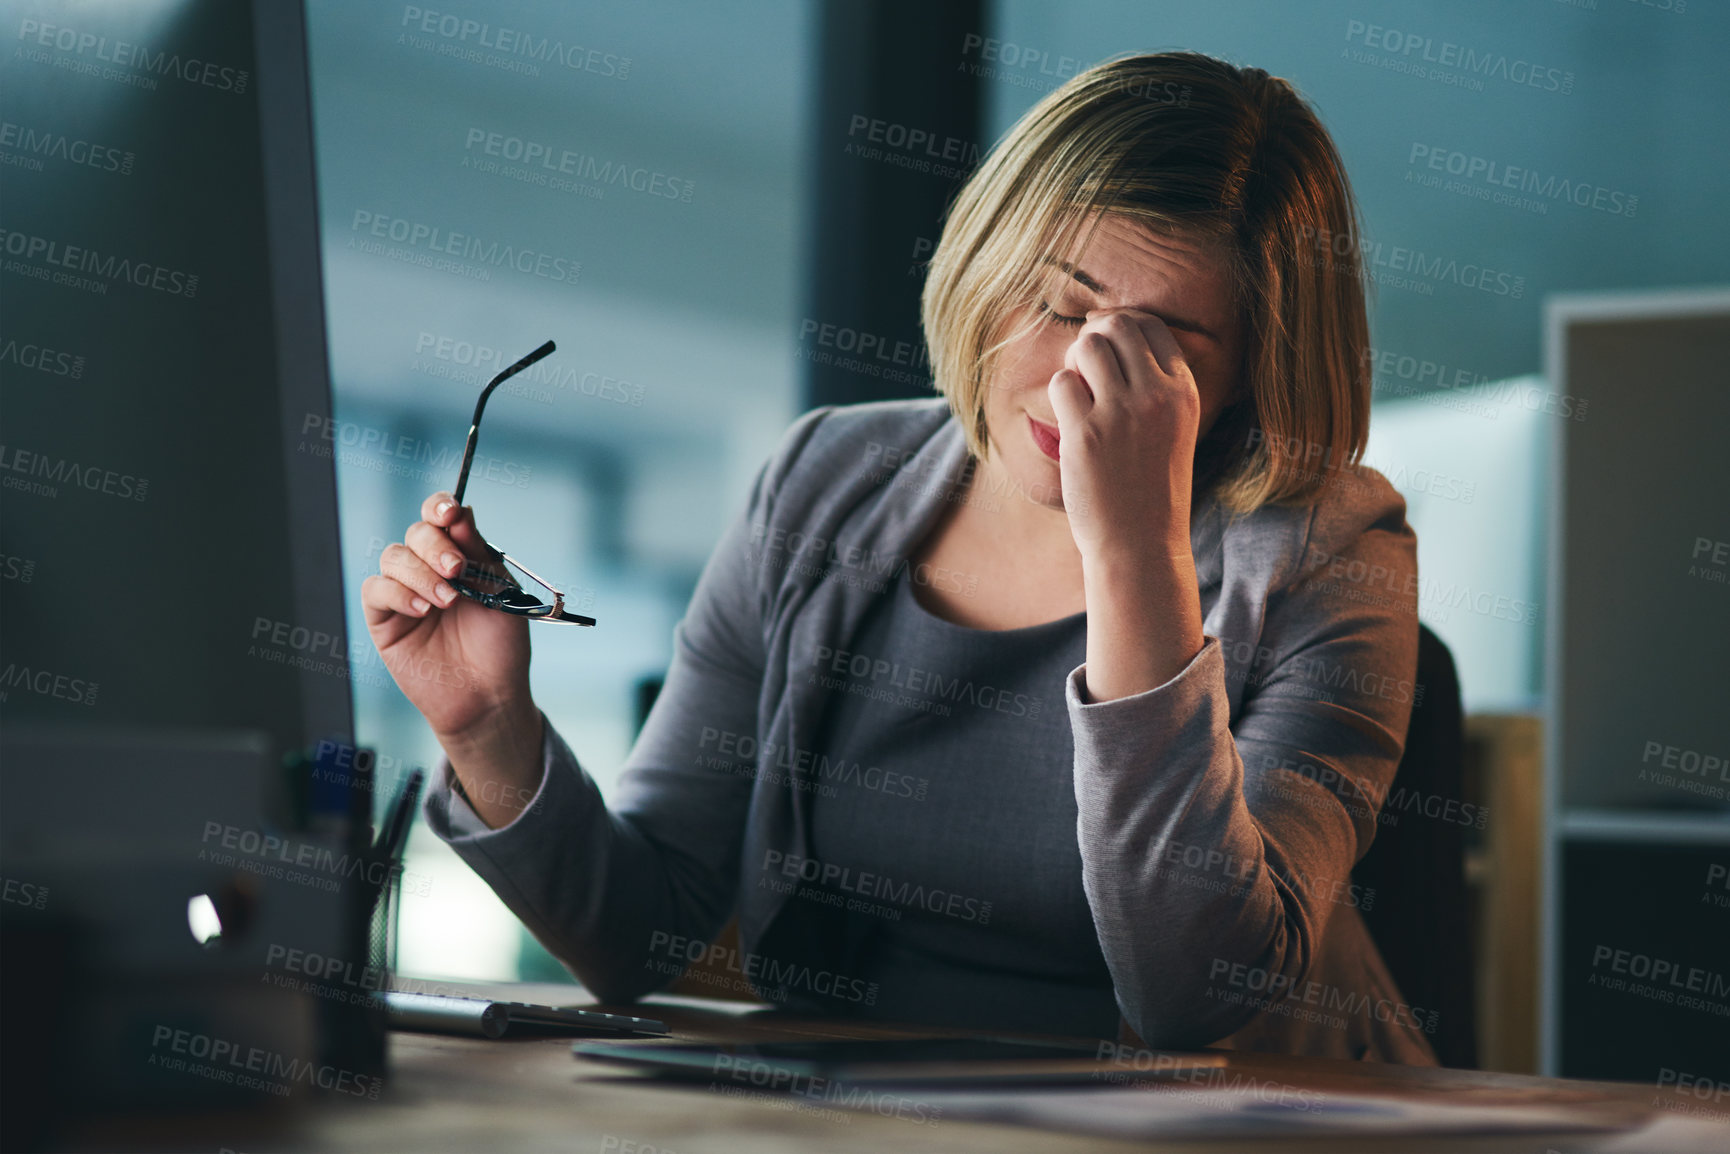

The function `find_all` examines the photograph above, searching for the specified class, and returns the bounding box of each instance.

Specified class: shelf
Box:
[1553,809,1730,845]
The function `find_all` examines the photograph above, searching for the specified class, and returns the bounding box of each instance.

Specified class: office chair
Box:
[1351,623,1478,1068]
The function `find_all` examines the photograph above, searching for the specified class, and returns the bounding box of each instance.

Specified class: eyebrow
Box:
[1042,257,1222,343]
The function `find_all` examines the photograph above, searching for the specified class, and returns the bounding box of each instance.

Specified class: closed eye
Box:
[1037,300,1086,327]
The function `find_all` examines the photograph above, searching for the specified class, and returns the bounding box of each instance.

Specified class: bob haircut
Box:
[921,51,1371,514]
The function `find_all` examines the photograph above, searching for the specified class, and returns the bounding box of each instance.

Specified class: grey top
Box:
[426,397,1439,1064]
[803,570,1113,1037]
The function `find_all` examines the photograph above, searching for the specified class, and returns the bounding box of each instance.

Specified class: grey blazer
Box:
[425,397,1438,1064]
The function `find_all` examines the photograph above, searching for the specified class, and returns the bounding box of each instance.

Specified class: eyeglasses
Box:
[449,340,595,626]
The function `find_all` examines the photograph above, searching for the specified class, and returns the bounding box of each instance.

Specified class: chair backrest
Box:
[1351,623,1477,1068]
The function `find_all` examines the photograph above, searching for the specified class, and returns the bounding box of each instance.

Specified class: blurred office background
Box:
[298,0,1730,1063]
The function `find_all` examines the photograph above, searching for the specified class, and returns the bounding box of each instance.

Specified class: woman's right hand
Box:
[361,491,534,749]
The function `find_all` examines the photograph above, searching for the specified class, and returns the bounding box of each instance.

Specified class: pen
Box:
[377,767,426,863]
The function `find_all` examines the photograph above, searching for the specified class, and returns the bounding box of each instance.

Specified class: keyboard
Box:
[379,991,669,1039]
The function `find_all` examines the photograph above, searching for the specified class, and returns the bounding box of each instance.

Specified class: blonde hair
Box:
[921,51,1370,514]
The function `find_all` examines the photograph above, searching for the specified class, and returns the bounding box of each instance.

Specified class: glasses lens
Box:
[452,545,584,622]
[492,587,553,616]
[461,559,514,588]
[451,579,547,616]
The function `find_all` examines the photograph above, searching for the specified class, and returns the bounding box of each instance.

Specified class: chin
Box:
[1011,459,1065,509]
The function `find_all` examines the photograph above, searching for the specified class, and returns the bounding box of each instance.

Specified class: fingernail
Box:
[441,552,461,575]
[435,501,453,519]
[411,597,431,614]
[436,583,456,604]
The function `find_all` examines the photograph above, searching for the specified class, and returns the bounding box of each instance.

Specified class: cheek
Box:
[1183,343,1237,406]
[990,327,1068,402]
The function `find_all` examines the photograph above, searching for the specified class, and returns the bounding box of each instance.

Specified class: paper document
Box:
[859,1084,1634,1141]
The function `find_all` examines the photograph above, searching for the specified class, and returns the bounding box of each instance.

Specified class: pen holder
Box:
[367,852,402,978]
[311,827,391,1082]
[366,764,424,981]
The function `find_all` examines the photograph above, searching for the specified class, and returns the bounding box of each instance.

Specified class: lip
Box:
[1027,414,1060,461]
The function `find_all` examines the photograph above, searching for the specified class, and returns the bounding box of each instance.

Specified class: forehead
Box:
[1057,213,1234,315]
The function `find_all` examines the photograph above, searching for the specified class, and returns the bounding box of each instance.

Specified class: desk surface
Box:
[67,982,1728,1153]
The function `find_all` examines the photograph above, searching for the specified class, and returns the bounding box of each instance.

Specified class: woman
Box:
[363,51,1433,1063]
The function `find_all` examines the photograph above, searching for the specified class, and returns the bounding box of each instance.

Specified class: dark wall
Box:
[801,0,983,409]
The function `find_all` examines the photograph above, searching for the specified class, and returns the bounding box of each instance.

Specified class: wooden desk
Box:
[63,982,1726,1153]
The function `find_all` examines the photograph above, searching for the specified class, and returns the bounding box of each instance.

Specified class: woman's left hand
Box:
[1047,308,1201,564]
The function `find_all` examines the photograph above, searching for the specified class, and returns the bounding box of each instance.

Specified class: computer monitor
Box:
[0,0,376,1140]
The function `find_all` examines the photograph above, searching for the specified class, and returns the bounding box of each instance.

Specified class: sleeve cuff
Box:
[1066,634,1224,715]
[437,762,499,837]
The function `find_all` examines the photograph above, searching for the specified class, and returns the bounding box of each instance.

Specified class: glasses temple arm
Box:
[452,339,556,504]
[498,552,560,596]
